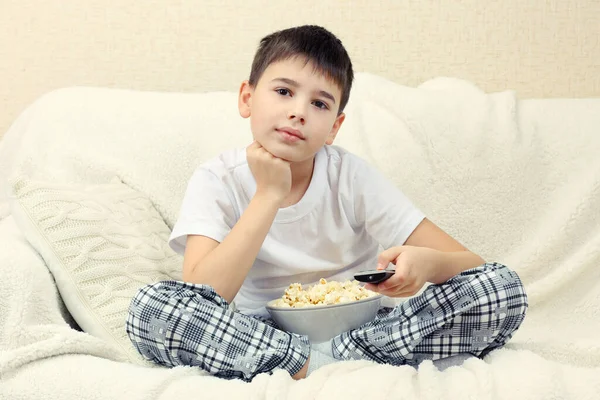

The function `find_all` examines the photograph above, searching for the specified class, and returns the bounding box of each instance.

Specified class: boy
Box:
[126,25,528,381]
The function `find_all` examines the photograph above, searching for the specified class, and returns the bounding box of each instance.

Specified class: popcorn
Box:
[272,278,378,308]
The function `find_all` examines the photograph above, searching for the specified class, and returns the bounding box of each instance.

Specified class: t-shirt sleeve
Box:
[168,167,238,255]
[352,158,425,250]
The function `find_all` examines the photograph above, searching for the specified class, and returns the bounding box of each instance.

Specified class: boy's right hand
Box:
[246,141,292,204]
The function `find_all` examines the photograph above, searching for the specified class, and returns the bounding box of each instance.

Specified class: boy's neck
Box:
[290,156,315,185]
[282,156,315,208]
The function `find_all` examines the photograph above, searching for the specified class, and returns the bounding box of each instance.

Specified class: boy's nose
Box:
[287,102,307,124]
[287,112,305,124]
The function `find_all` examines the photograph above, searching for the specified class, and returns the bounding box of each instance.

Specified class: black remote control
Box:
[354,270,395,284]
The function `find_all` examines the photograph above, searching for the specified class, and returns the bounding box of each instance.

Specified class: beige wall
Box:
[1,0,599,140]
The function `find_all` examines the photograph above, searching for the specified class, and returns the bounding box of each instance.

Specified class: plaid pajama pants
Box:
[126,262,528,381]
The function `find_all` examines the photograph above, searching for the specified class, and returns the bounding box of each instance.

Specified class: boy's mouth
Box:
[276,127,305,140]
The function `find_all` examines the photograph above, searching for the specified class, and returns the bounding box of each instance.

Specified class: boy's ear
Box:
[238,80,253,118]
[325,112,346,145]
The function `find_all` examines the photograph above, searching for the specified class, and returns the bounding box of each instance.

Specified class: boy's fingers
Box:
[378,273,405,290]
[377,246,406,269]
[364,283,378,292]
[246,141,259,155]
[377,280,416,297]
[248,140,263,150]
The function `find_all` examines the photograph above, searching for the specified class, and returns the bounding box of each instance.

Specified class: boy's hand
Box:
[246,141,292,203]
[364,246,443,297]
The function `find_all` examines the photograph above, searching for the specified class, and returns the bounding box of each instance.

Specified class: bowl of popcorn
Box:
[266,278,383,343]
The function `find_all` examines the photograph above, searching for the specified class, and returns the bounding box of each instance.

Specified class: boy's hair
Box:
[249,25,354,114]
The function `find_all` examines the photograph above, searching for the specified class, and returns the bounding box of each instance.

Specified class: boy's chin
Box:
[259,142,302,162]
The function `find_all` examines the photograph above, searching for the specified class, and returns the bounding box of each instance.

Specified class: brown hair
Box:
[248,25,354,114]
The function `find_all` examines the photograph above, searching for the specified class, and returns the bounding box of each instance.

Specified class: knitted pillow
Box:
[9,177,183,365]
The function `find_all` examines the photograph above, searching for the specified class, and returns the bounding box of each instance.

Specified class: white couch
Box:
[1,73,599,399]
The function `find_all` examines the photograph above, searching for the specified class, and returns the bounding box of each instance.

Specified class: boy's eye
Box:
[276,88,291,96]
[313,100,329,110]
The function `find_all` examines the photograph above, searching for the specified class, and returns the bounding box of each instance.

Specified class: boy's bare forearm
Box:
[429,251,486,284]
[188,193,280,303]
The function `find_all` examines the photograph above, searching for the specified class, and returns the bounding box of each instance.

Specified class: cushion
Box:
[9,177,183,365]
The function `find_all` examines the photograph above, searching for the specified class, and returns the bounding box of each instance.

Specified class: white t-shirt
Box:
[169,145,425,318]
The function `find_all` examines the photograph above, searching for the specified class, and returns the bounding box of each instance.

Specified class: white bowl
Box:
[265,295,383,343]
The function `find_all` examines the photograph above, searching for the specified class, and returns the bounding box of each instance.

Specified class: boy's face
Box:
[238,57,345,163]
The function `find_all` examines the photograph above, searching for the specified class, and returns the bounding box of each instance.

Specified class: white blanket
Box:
[1,73,600,399]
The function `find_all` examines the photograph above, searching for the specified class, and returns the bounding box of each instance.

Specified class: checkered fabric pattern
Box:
[126,282,309,381]
[331,262,528,365]
[126,262,527,381]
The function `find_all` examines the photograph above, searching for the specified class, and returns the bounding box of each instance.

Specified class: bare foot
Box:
[292,355,310,380]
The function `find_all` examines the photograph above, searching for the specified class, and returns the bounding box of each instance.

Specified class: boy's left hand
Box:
[364,246,443,297]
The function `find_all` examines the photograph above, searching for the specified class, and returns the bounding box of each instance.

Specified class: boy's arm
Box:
[402,218,485,283]
[351,157,483,291]
[183,193,281,303]
[366,218,486,297]
[182,142,291,304]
